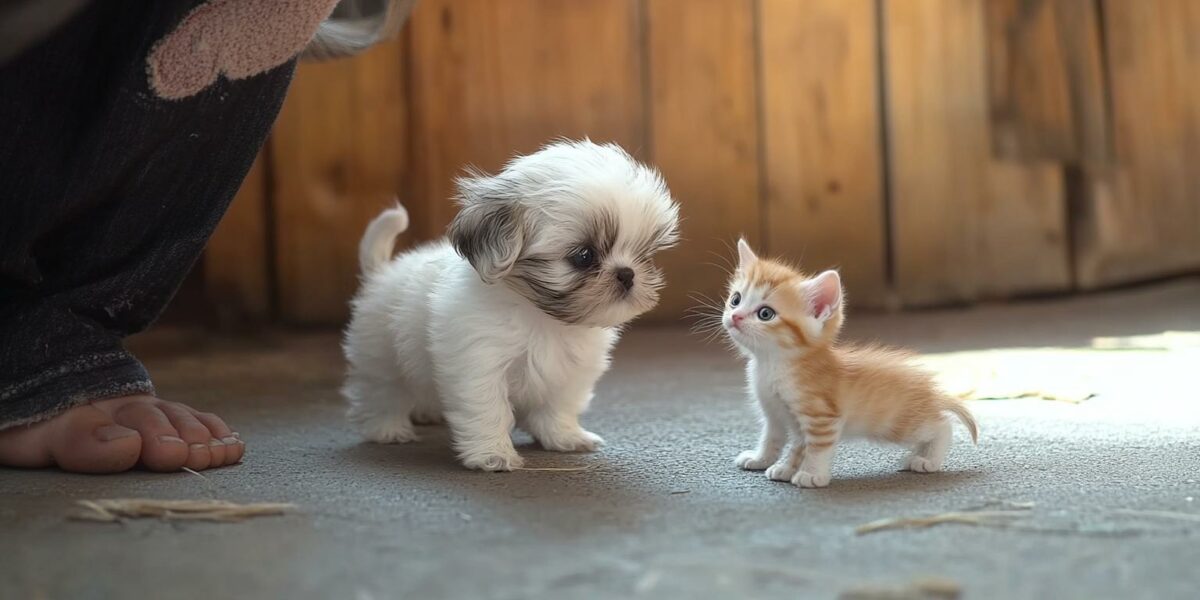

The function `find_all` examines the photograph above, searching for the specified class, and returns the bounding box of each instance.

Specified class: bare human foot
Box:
[0,395,244,473]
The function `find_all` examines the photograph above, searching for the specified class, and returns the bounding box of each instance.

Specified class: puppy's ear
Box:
[449,189,525,284]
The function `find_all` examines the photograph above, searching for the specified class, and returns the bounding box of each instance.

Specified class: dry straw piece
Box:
[839,576,962,600]
[71,499,296,523]
[855,508,1032,535]
[956,388,1095,404]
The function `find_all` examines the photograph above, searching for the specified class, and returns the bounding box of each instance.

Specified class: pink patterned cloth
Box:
[147,0,340,100]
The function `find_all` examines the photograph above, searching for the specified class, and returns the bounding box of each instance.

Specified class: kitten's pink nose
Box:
[731,313,745,327]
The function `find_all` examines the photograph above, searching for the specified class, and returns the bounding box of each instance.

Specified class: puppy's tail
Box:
[943,398,979,444]
[359,202,410,274]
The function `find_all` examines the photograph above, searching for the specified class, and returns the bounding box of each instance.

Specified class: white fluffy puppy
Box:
[342,140,680,471]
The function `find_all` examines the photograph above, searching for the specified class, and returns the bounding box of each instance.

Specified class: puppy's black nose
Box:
[615,267,635,290]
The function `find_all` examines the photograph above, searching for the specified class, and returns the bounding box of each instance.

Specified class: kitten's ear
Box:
[805,270,843,322]
[737,238,758,269]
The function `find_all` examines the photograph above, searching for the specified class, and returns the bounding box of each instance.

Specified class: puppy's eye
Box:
[730,292,742,307]
[756,306,776,321]
[569,247,596,269]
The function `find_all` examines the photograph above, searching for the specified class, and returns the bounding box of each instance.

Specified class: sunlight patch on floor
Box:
[918,330,1200,422]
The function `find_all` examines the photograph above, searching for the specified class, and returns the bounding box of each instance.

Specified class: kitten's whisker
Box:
[686,296,723,316]
[710,242,737,267]
[686,318,721,330]
[702,261,733,277]
[683,304,720,315]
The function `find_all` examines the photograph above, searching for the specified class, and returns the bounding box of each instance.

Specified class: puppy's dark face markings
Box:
[508,207,616,323]
[507,205,677,325]
[449,139,681,328]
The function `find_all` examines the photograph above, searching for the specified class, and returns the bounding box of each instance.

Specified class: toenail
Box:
[221,436,240,445]
[157,435,186,445]
[189,443,207,451]
[94,425,138,442]
[208,439,224,447]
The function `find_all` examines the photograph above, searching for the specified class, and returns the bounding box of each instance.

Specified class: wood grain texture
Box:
[1050,0,1110,166]
[200,0,1199,324]
[986,0,1075,160]
[885,0,1069,305]
[759,0,886,307]
[271,37,407,324]
[885,0,989,304]
[985,0,1109,163]
[204,153,270,325]
[644,0,760,320]
[407,0,644,236]
[1075,0,1200,287]
[979,161,1069,296]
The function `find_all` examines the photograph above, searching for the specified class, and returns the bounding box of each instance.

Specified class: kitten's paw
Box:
[765,463,798,482]
[790,470,831,488]
[905,455,943,473]
[461,447,524,472]
[735,451,773,471]
[536,428,605,453]
[360,416,420,444]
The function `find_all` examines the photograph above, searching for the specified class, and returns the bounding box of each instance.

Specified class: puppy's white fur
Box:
[342,140,679,471]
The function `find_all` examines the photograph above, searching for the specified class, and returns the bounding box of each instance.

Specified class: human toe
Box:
[158,402,221,469]
[189,408,244,466]
[112,401,189,471]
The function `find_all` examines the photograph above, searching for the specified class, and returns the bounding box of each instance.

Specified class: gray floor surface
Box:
[4,279,1200,599]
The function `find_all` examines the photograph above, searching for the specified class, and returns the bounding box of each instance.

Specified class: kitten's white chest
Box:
[748,356,795,408]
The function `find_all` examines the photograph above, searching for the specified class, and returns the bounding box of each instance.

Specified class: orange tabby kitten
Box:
[723,240,977,488]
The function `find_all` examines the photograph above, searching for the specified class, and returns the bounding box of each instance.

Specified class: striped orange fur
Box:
[726,240,978,488]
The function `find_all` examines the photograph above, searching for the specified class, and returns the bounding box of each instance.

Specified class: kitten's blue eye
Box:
[569,247,596,269]
[757,306,776,321]
[730,292,742,307]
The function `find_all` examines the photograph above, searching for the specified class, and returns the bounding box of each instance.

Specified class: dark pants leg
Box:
[0,1,295,429]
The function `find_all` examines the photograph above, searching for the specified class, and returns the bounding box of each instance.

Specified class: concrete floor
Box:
[4,279,1200,599]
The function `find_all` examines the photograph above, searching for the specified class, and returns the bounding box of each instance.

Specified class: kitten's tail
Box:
[943,399,979,444]
[359,202,410,274]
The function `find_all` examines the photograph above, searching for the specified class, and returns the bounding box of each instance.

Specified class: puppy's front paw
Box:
[735,451,773,471]
[360,416,420,444]
[790,470,830,488]
[528,418,606,453]
[905,455,943,473]
[539,429,605,453]
[461,447,524,472]
[765,463,797,482]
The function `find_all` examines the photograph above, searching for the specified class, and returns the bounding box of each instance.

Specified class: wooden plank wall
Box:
[270,36,408,323]
[645,0,761,318]
[885,0,1071,306]
[1077,0,1200,287]
[203,0,1200,326]
[408,0,644,236]
[760,0,887,307]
